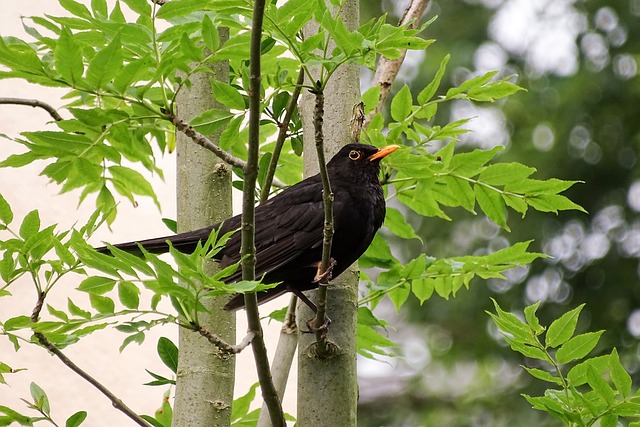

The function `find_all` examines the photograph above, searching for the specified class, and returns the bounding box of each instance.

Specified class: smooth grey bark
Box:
[297,1,360,425]
[172,29,236,427]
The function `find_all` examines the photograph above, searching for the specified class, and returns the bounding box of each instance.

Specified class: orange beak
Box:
[367,144,401,161]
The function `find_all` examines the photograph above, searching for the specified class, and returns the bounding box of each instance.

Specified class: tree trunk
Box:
[172,29,235,427]
[297,1,360,425]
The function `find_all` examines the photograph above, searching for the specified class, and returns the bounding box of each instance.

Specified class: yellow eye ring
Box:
[348,150,361,160]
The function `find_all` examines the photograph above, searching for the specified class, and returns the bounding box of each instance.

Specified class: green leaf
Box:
[390,84,412,121]
[383,207,420,240]
[586,365,616,405]
[522,367,563,385]
[555,331,604,364]
[609,348,632,397]
[3,315,31,331]
[478,162,536,186]
[157,337,179,373]
[387,282,410,311]
[19,210,40,239]
[118,281,140,309]
[418,54,449,104]
[468,79,525,102]
[89,294,115,314]
[86,33,123,89]
[362,85,380,114]
[487,299,538,346]
[65,411,87,427]
[527,194,587,214]
[523,301,545,335]
[546,303,584,348]
[474,184,507,229]
[30,382,50,415]
[190,109,234,136]
[411,277,435,304]
[53,238,75,266]
[155,0,204,19]
[68,298,91,319]
[201,16,220,53]
[210,79,244,110]
[449,146,503,177]
[55,28,84,85]
[0,193,13,225]
[231,383,259,421]
[60,0,91,18]
[78,276,116,295]
[47,304,69,322]
[567,355,610,386]
[109,166,159,208]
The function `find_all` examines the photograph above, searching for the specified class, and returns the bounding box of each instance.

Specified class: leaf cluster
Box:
[490,300,640,426]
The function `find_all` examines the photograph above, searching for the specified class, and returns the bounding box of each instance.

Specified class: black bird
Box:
[97,143,400,311]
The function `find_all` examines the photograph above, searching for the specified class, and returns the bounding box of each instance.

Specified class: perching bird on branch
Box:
[97,143,400,311]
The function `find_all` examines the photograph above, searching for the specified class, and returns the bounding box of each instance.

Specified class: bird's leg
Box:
[288,285,332,334]
[288,285,317,313]
[312,258,337,284]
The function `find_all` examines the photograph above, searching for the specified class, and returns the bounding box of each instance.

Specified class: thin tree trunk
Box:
[172,28,235,427]
[297,1,360,425]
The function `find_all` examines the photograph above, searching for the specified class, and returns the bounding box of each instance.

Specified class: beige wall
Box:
[0,2,294,424]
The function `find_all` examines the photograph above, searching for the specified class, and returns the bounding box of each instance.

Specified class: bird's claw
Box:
[313,258,337,284]
[302,315,332,338]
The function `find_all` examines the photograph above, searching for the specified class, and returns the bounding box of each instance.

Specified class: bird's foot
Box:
[302,315,332,338]
[313,258,337,284]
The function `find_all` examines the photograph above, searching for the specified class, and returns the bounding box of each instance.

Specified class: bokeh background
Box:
[1,0,639,426]
[358,1,640,426]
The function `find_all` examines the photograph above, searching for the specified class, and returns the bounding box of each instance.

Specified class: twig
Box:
[169,113,247,169]
[256,296,299,427]
[363,0,430,127]
[311,84,334,351]
[243,0,285,425]
[196,325,254,356]
[259,68,305,203]
[0,97,63,121]
[30,292,152,427]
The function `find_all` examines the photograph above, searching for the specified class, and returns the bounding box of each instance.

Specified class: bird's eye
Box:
[348,150,361,160]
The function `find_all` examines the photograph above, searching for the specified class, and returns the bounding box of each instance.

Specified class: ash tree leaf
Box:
[155,0,205,20]
[202,15,219,52]
[210,79,244,110]
[19,210,40,239]
[586,365,616,405]
[157,337,179,373]
[86,33,123,89]
[55,28,84,85]
[78,276,116,295]
[387,282,410,311]
[566,355,610,386]
[527,194,587,214]
[555,330,604,364]
[411,277,435,304]
[446,70,497,99]
[109,166,160,208]
[89,294,115,314]
[390,84,412,121]
[118,281,140,309]
[231,383,259,422]
[383,207,420,240]
[30,382,50,415]
[546,303,584,348]
[467,79,525,102]
[478,163,537,186]
[449,146,503,177]
[65,410,87,427]
[0,193,13,225]
[362,85,380,114]
[609,348,632,397]
[190,109,234,136]
[418,54,450,104]
[474,184,508,229]
[522,367,562,385]
[60,0,92,18]
[523,301,545,335]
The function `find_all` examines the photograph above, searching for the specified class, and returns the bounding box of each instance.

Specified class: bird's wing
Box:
[219,177,325,282]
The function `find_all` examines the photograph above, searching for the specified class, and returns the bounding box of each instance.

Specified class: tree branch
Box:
[259,68,305,203]
[311,85,334,352]
[242,0,285,425]
[30,292,152,427]
[169,113,247,169]
[196,325,254,356]
[363,0,430,127]
[0,97,63,121]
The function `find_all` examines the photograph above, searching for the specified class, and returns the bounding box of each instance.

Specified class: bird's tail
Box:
[95,228,215,256]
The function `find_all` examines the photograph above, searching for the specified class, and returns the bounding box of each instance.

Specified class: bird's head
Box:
[327,143,400,182]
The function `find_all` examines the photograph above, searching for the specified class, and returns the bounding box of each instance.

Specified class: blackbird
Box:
[97,143,400,311]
